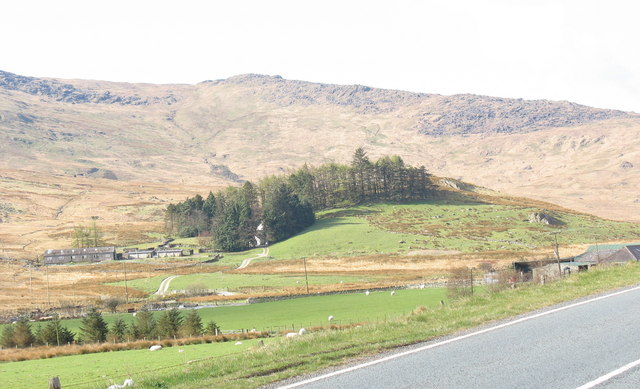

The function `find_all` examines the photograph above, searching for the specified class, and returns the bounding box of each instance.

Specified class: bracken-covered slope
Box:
[0,70,639,257]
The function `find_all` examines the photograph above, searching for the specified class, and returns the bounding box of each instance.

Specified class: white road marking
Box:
[575,357,640,389]
[278,285,640,389]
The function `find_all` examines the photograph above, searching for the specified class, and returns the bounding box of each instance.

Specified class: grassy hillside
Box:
[262,198,640,261]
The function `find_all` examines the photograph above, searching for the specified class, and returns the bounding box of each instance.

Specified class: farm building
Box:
[156,249,183,258]
[532,261,592,281]
[44,247,116,265]
[599,245,640,263]
[124,250,154,259]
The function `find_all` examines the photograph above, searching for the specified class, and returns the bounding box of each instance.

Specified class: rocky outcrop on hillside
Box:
[0,70,178,105]
[204,74,431,114]
[204,74,631,134]
[528,212,563,226]
[414,94,630,136]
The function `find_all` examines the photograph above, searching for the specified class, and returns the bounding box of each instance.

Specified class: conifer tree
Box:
[79,308,108,343]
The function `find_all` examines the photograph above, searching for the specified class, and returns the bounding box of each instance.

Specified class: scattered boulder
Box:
[528,212,562,226]
[621,161,634,169]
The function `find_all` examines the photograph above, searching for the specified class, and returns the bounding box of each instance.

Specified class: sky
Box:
[2,0,639,112]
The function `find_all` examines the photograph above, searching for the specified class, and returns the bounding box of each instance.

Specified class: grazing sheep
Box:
[149,345,162,351]
[390,291,396,296]
[365,290,370,296]
[298,328,307,335]
[328,315,334,321]
[285,332,298,338]
[235,341,243,345]
[107,379,134,389]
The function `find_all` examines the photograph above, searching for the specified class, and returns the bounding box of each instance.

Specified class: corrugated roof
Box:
[625,245,640,260]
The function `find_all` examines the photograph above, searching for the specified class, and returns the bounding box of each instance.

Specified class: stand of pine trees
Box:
[166,149,435,252]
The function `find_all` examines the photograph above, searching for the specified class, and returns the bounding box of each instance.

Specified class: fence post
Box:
[49,376,61,389]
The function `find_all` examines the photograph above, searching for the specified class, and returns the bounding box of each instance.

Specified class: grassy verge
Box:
[130,263,640,389]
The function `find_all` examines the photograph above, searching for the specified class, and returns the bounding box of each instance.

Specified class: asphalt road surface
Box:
[277,286,640,389]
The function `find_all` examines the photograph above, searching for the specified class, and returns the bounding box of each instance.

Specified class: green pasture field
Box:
[264,201,640,260]
[115,272,374,295]
[20,288,446,336]
[0,338,265,389]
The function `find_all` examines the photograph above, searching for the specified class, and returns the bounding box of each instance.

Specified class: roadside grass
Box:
[0,338,266,389]
[129,262,640,389]
[265,201,640,260]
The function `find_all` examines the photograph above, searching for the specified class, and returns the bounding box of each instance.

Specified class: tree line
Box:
[165,149,435,251]
[0,308,219,348]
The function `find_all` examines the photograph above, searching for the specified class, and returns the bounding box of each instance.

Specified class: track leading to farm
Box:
[154,275,180,296]
[236,247,269,270]
[279,286,640,389]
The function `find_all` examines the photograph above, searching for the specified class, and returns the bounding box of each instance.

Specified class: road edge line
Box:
[278,284,640,389]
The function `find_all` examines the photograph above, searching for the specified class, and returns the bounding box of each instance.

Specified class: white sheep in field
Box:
[286,332,298,338]
[390,291,396,296]
[298,328,307,335]
[107,378,134,389]
[328,315,334,321]
[365,290,370,296]
[149,345,162,351]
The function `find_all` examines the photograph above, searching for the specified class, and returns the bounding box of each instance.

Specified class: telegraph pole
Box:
[45,264,51,306]
[553,232,562,277]
[123,260,129,304]
[303,257,310,295]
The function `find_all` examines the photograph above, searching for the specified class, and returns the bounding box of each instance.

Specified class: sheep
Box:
[390,291,396,296]
[328,315,334,321]
[235,341,243,345]
[107,378,134,389]
[285,332,298,338]
[365,290,370,296]
[298,328,307,335]
[149,345,162,351]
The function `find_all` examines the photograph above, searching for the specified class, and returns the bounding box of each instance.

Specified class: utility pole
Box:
[303,257,310,295]
[553,232,562,278]
[470,268,474,297]
[123,260,129,304]
[45,264,51,306]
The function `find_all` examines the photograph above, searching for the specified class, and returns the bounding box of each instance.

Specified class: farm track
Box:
[236,247,269,270]
[155,275,180,295]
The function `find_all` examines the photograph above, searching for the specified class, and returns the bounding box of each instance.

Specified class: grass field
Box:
[18,288,447,336]
[0,338,266,389]
[115,272,375,295]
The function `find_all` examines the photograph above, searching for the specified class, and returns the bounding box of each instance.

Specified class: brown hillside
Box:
[1,70,639,258]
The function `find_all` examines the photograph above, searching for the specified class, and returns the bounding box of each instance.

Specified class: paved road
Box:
[278,286,640,389]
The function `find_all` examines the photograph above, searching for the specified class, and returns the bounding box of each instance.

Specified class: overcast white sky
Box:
[2,0,639,112]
